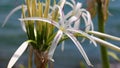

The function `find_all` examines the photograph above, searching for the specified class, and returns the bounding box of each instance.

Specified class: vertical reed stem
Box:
[97,0,110,68]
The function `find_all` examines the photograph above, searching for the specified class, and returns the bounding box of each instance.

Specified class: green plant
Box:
[3,0,120,68]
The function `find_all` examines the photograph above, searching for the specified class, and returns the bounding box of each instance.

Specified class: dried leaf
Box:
[101,0,110,21]
[86,0,97,18]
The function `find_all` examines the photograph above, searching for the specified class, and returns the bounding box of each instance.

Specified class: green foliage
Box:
[22,0,59,51]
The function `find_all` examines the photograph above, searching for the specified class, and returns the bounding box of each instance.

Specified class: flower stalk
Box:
[97,0,110,68]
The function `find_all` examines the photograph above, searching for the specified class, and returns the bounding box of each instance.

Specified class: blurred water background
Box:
[0,0,120,68]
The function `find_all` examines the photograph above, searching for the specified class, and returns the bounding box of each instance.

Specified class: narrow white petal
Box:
[91,36,120,52]
[20,21,26,32]
[20,6,27,32]
[81,10,94,31]
[73,19,80,29]
[74,3,82,13]
[71,0,76,5]
[65,11,73,19]
[65,32,93,66]
[7,40,30,68]
[48,30,63,62]
[60,0,66,9]
[68,28,97,47]
[19,17,60,28]
[53,5,65,26]
[86,11,94,31]
[81,13,90,31]
[65,1,74,8]
[2,5,26,27]
[88,31,120,41]
[68,16,78,24]
[61,41,65,51]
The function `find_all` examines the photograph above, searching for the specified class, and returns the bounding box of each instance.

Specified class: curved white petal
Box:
[65,11,73,19]
[81,13,91,32]
[2,5,26,27]
[74,3,82,13]
[7,40,30,68]
[20,21,26,32]
[53,5,65,26]
[60,0,66,9]
[73,19,80,29]
[68,16,78,24]
[66,0,76,7]
[19,17,60,28]
[81,9,94,31]
[71,0,76,5]
[65,32,93,66]
[20,6,27,32]
[65,1,74,8]
[67,28,97,47]
[48,30,63,62]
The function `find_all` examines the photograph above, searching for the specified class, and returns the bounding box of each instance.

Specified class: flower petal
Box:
[65,11,73,19]
[88,31,120,41]
[60,0,66,9]
[73,19,80,29]
[2,5,26,27]
[7,40,31,68]
[19,17,60,28]
[81,10,94,31]
[21,5,27,32]
[91,36,120,52]
[68,28,97,47]
[66,1,74,8]
[74,3,82,13]
[65,32,93,66]
[68,16,78,25]
[61,41,65,51]
[48,30,63,62]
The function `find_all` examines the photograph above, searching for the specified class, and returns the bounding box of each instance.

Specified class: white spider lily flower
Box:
[19,5,96,66]
[19,17,93,66]
[7,40,35,68]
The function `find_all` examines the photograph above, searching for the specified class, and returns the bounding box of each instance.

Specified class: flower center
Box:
[60,26,65,32]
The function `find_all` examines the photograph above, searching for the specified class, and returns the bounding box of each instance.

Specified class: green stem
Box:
[97,0,110,68]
